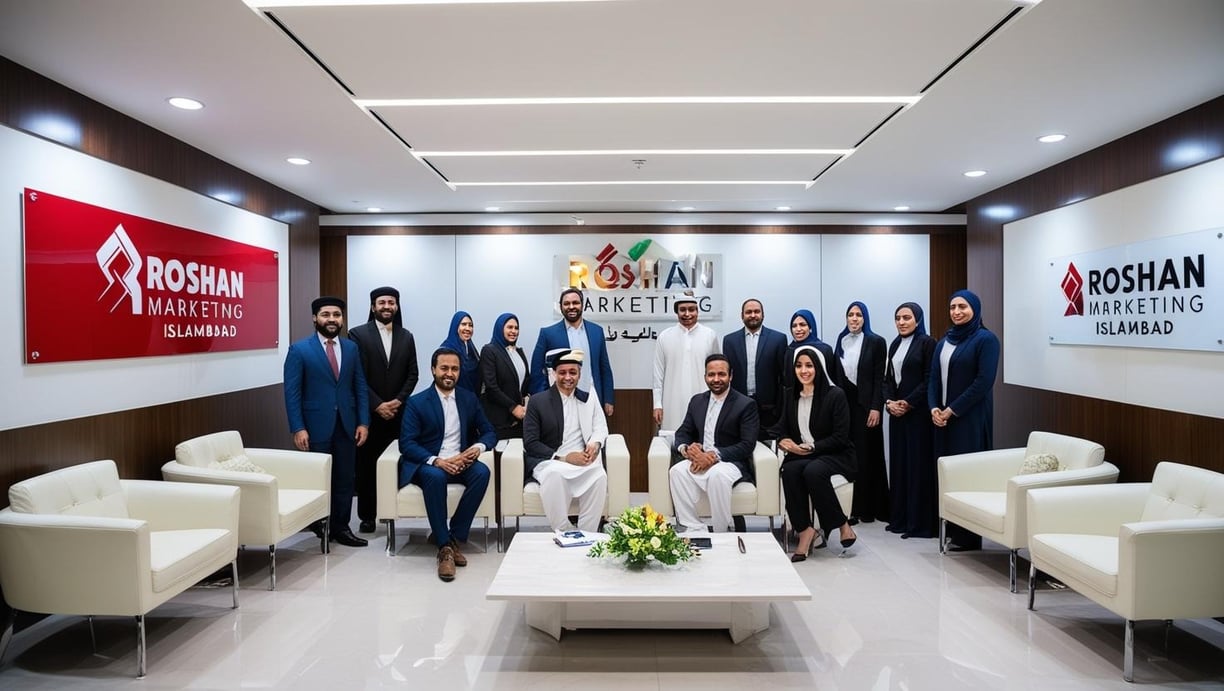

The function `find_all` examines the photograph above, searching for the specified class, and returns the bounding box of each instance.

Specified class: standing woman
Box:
[785,310,844,393]
[836,301,888,524]
[929,290,1000,551]
[479,313,531,440]
[772,345,857,562]
[883,303,937,538]
[440,311,481,394]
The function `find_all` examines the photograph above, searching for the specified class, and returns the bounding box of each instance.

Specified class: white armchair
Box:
[375,440,496,555]
[0,460,240,678]
[646,432,781,532]
[162,430,332,590]
[499,434,631,546]
[938,430,1119,591]
[1026,462,1224,682]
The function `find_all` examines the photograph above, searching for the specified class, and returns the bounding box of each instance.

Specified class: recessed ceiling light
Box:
[963,170,987,178]
[894,205,911,211]
[167,97,204,110]
[484,206,501,212]
[366,207,382,212]
[286,157,311,166]
[776,206,792,211]
[679,206,695,212]
[1037,133,1067,143]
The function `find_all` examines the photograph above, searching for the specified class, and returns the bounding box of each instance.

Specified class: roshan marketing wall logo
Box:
[1060,262,1084,316]
[96,224,143,314]
[560,239,722,320]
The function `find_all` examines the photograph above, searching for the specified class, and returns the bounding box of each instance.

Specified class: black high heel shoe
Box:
[838,527,857,556]
[791,528,820,562]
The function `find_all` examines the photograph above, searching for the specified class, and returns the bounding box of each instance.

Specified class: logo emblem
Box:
[96,224,143,314]
[1061,262,1084,316]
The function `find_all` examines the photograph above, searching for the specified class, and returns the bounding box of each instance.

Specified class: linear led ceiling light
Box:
[412,148,853,157]
[450,180,812,187]
[247,1,616,7]
[357,95,921,107]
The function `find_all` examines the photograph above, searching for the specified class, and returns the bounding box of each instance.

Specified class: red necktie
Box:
[325,339,340,380]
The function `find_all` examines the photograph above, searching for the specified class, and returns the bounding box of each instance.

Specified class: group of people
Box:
[283,284,999,578]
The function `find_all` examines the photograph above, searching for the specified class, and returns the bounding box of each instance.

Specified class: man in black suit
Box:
[349,286,419,534]
[722,298,787,440]
[669,354,760,533]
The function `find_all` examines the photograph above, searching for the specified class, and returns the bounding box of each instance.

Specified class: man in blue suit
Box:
[529,288,615,418]
[399,347,497,581]
[284,296,370,548]
[723,298,787,440]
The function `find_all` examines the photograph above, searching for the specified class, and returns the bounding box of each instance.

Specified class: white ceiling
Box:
[2,0,1223,216]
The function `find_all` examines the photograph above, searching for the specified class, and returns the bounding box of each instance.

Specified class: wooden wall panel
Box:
[965,94,1224,480]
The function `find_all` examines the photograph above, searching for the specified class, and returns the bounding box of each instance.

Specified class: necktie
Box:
[325,339,340,379]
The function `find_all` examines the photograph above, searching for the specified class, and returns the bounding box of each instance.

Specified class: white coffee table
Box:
[486,532,811,643]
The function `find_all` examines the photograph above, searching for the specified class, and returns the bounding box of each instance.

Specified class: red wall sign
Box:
[22,189,279,364]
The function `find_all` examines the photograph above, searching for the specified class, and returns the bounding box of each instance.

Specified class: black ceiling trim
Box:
[264,11,355,97]
[919,6,1024,94]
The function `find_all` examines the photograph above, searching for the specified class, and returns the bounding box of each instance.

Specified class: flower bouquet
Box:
[588,504,699,567]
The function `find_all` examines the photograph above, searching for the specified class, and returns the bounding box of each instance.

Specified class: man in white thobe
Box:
[652,294,720,431]
[521,349,609,532]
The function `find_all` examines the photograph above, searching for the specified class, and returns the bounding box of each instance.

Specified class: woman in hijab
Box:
[479,313,531,440]
[883,302,938,539]
[835,301,889,524]
[785,309,843,393]
[440,311,480,394]
[928,290,1000,551]
[771,345,857,561]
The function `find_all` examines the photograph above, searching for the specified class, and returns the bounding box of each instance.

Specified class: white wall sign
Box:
[558,238,723,321]
[1047,227,1221,351]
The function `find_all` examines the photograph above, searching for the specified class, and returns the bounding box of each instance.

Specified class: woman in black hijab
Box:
[883,302,938,538]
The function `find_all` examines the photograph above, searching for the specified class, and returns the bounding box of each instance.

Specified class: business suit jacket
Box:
[529,320,615,406]
[770,387,856,474]
[841,333,888,413]
[673,389,760,484]
[883,334,937,411]
[398,385,497,486]
[723,326,787,423]
[521,387,608,482]
[479,343,530,438]
[928,329,1000,456]
[348,320,419,416]
[284,334,370,440]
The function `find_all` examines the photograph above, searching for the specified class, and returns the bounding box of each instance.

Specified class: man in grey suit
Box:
[669,354,760,533]
[722,298,787,440]
[349,286,418,533]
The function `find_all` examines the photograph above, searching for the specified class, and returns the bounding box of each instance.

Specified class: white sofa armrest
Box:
[938,447,1026,492]
[474,449,496,519]
[500,439,526,518]
[244,448,331,490]
[375,440,401,520]
[1026,483,1151,538]
[1120,517,1224,620]
[1005,462,1120,540]
[646,437,674,517]
[0,510,151,615]
[752,442,781,517]
[605,434,631,516]
[161,461,276,541]
[123,480,240,533]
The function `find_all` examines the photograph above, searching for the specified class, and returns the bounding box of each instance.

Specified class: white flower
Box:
[650,536,662,549]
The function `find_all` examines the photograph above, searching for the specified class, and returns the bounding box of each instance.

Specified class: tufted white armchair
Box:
[375,440,496,555]
[162,430,332,590]
[0,460,240,678]
[647,431,781,532]
[938,431,1119,591]
[499,434,631,546]
[1026,462,1224,682]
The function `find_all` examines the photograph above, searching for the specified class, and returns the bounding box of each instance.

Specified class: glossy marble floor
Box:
[2,499,1222,689]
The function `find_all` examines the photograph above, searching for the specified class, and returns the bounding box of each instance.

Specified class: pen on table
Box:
[737,536,746,554]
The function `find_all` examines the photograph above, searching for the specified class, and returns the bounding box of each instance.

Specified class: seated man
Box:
[399,347,497,582]
[670,354,760,533]
[522,349,609,533]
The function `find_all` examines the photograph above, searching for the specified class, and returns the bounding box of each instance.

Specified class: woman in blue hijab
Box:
[835,301,889,524]
[928,290,1000,550]
[479,313,531,440]
[440,311,481,394]
[785,309,844,393]
[883,302,938,539]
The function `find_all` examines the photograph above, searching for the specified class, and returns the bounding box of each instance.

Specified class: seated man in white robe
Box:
[521,349,609,532]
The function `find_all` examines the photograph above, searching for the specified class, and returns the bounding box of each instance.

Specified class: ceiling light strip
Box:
[249,0,614,7]
[356,95,920,108]
[413,148,854,157]
[452,180,812,187]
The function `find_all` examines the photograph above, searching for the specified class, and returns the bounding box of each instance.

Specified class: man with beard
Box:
[529,288,615,418]
[723,298,787,440]
[348,286,419,533]
[398,348,497,581]
[283,296,370,548]
[668,354,759,534]
[653,294,720,431]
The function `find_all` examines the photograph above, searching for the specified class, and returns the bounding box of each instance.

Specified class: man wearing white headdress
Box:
[522,349,609,532]
[652,294,721,431]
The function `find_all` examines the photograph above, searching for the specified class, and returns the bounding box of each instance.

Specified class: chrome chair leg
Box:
[938,518,947,554]
[231,559,240,608]
[268,545,277,591]
[88,614,97,653]
[1123,619,1135,682]
[1009,549,1019,593]
[135,614,146,679]
[322,518,331,554]
[1027,563,1037,610]
[385,519,396,556]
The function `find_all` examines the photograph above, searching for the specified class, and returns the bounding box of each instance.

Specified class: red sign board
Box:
[23,189,279,364]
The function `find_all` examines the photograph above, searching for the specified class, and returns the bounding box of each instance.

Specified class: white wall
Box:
[348,233,930,390]
[1,124,290,431]
[1003,155,1224,419]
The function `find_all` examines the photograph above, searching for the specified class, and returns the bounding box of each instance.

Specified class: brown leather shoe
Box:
[449,539,468,567]
[437,546,456,582]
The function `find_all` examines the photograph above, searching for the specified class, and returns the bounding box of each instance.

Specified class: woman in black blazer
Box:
[835,301,889,524]
[883,302,938,539]
[479,313,531,440]
[771,345,857,562]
